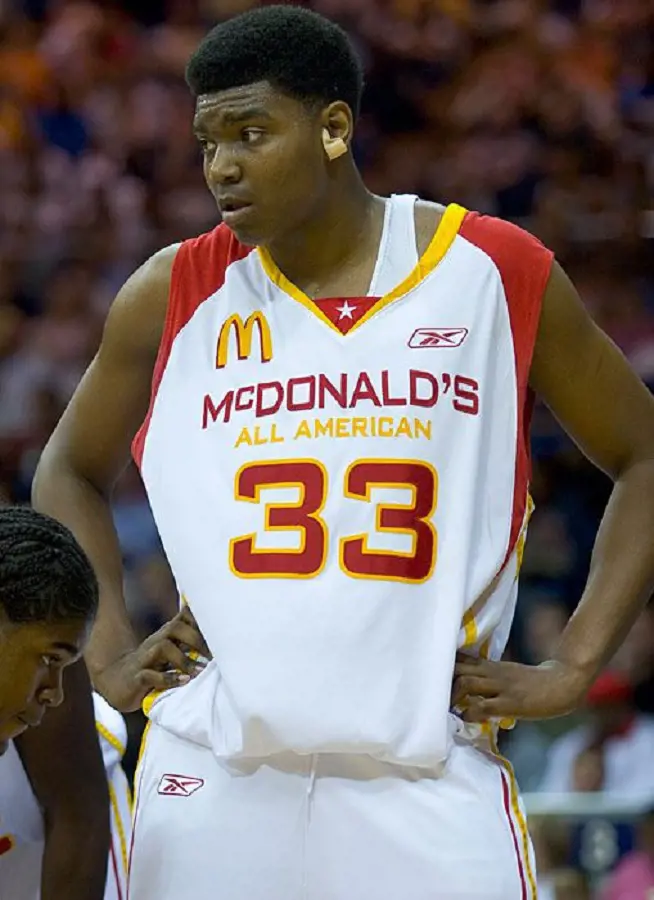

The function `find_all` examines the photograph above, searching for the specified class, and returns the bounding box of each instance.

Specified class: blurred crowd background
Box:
[1,0,653,896]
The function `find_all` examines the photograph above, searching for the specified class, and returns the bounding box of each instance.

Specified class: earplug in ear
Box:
[322,127,348,161]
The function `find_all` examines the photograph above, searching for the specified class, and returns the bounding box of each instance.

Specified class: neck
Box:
[265,166,382,288]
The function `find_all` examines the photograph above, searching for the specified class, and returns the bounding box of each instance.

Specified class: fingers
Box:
[137,669,191,693]
[454,655,492,677]
[451,675,497,708]
[131,605,211,704]
[166,620,212,660]
[169,607,212,659]
[452,656,507,719]
[142,638,203,678]
[455,651,482,666]
[460,699,517,723]
[460,698,495,722]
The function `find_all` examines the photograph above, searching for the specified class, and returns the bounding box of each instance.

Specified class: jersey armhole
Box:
[131,226,252,469]
[459,212,554,567]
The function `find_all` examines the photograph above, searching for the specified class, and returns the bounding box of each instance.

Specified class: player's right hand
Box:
[94,606,212,713]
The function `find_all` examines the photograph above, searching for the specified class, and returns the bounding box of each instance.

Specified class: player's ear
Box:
[321,102,352,162]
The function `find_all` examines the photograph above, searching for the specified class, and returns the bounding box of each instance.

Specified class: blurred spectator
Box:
[599,807,654,900]
[533,816,593,900]
[539,671,654,799]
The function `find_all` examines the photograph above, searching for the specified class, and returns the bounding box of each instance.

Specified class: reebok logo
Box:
[157,774,205,797]
[408,328,468,349]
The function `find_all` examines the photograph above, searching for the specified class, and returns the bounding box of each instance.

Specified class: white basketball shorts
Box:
[128,721,537,900]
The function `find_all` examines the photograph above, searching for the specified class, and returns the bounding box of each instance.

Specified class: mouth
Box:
[16,711,43,729]
[218,198,253,226]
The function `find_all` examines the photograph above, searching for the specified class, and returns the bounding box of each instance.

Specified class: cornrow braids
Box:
[0,506,98,625]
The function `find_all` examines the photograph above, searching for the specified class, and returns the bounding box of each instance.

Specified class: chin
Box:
[223,223,266,247]
[0,718,26,745]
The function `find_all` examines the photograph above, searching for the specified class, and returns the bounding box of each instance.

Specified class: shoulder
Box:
[119,221,246,307]
[113,242,181,309]
[456,211,554,284]
[456,212,555,353]
[414,203,554,289]
[102,243,182,365]
[168,223,255,313]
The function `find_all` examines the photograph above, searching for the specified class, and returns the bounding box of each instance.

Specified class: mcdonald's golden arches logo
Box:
[216,312,273,369]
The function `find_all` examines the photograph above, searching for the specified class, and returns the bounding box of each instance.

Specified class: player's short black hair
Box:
[186,5,364,119]
[0,506,98,625]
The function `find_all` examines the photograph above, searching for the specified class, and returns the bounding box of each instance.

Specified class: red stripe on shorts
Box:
[500,767,528,900]
[126,771,144,898]
[110,838,124,900]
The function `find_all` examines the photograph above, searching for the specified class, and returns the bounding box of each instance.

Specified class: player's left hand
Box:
[452,654,592,722]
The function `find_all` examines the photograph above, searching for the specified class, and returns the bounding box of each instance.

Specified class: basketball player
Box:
[0,506,110,898]
[32,6,654,899]
[1,693,131,900]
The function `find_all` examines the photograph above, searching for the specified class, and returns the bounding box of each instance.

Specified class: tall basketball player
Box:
[32,6,654,899]
[0,506,110,898]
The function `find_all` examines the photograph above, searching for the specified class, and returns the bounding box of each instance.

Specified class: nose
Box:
[207,145,241,186]
[38,668,65,710]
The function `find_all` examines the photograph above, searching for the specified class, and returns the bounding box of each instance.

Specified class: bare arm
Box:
[454,261,654,719]
[15,664,109,900]
[529,261,654,680]
[33,248,171,673]
[32,245,208,711]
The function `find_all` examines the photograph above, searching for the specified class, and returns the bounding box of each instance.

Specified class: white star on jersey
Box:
[336,301,357,320]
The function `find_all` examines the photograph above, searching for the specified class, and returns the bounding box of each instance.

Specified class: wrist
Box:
[546,656,597,696]
[85,646,134,687]
[552,626,605,682]
[85,621,137,677]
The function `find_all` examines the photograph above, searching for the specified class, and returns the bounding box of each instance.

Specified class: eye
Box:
[241,128,265,145]
[41,654,63,668]
[198,138,216,156]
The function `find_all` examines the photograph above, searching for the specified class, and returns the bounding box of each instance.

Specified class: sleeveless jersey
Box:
[133,197,553,767]
[0,694,131,899]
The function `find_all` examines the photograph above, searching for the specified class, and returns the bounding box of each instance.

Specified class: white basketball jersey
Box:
[134,198,553,767]
[0,694,131,899]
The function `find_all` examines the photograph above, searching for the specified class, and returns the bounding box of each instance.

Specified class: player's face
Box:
[194,81,338,246]
[0,617,89,747]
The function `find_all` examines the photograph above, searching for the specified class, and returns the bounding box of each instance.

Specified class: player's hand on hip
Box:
[452,654,590,722]
[95,606,212,713]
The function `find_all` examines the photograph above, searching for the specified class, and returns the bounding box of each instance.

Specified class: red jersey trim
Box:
[459,212,554,568]
[132,225,253,469]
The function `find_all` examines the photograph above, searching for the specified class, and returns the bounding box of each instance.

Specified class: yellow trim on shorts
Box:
[488,733,538,899]
[108,781,129,878]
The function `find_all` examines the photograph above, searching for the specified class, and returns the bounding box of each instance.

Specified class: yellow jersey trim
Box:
[257,202,467,337]
[95,721,126,758]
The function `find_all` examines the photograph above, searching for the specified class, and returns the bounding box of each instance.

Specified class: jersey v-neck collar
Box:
[257,203,467,337]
